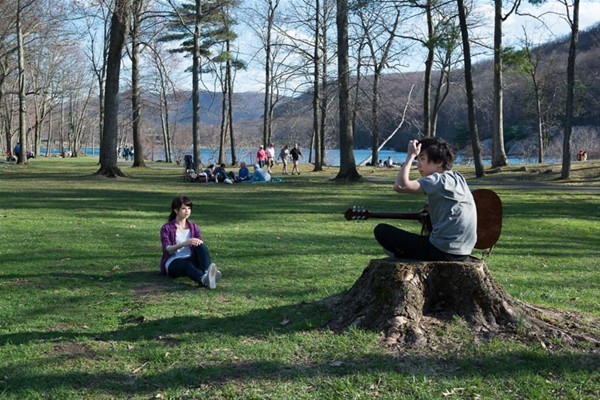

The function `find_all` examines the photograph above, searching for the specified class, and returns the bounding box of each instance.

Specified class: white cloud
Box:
[501,1,600,46]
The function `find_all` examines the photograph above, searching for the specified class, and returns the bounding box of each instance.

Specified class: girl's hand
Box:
[188,238,203,247]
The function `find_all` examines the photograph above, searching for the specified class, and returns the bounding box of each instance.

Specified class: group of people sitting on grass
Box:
[184,160,271,184]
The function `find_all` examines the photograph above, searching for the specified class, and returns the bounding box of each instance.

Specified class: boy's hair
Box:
[418,137,454,170]
[169,196,193,221]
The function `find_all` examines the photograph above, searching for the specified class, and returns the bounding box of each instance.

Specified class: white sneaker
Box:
[206,263,218,289]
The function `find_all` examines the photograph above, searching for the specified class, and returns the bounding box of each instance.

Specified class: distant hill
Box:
[140,90,264,126]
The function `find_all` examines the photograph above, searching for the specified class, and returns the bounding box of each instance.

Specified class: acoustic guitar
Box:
[344,188,502,250]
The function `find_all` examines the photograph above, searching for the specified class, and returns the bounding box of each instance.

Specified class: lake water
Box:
[324,149,539,166]
[41,146,542,166]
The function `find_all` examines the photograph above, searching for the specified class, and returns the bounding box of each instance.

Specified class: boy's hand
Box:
[407,140,421,157]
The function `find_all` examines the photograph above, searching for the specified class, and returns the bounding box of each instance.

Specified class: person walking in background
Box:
[290,143,303,175]
[159,196,222,289]
[266,143,275,173]
[577,149,588,161]
[256,145,267,168]
[279,144,290,174]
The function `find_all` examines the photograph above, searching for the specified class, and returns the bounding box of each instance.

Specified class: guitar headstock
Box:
[344,206,371,220]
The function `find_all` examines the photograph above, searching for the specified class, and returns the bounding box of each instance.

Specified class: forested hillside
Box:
[134,23,599,160]
[268,24,599,154]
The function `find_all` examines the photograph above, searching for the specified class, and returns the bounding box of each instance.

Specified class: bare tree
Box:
[74,0,113,155]
[0,1,17,155]
[504,29,551,164]
[429,3,461,137]
[127,0,171,167]
[65,66,94,157]
[490,0,521,168]
[147,45,178,163]
[354,0,404,167]
[261,0,279,147]
[334,0,360,181]
[128,0,147,167]
[223,6,239,165]
[96,0,131,177]
[15,0,37,165]
[206,4,243,166]
[312,0,323,170]
[277,0,334,169]
[559,0,579,179]
[456,0,484,177]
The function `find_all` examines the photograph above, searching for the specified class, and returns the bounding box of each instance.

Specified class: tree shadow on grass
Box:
[0,295,329,347]
[1,275,599,396]
[1,349,598,397]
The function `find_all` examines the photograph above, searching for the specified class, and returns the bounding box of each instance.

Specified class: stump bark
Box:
[326,258,599,350]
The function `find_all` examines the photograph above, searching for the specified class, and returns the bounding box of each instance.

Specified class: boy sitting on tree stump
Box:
[331,138,598,349]
[374,137,476,261]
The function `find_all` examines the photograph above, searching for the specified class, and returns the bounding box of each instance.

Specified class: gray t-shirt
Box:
[418,170,477,255]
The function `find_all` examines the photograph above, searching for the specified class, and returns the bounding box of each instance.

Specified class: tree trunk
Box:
[131,0,145,168]
[456,0,484,178]
[312,0,322,172]
[97,73,105,148]
[423,0,434,138]
[326,258,599,349]
[492,0,508,168]
[262,1,277,148]
[561,0,579,180]
[334,0,360,181]
[319,0,329,168]
[45,109,52,157]
[16,0,28,165]
[96,0,129,177]
[534,81,544,164]
[226,35,236,166]
[219,66,227,164]
[191,0,202,170]
[155,51,172,163]
[370,71,380,165]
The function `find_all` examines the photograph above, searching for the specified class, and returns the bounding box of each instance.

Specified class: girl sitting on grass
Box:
[159,196,221,289]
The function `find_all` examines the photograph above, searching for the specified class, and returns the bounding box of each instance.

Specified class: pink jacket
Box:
[257,149,266,161]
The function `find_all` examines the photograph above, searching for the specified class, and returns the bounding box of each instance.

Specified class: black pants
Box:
[167,244,212,283]
[374,223,469,261]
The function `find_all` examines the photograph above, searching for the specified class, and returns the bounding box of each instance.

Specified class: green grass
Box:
[1,157,599,399]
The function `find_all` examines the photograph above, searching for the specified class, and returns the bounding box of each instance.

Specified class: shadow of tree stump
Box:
[326,258,599,350]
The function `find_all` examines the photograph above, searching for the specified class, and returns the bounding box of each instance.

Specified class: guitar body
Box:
[471,189,502,250]
[344,188,502,250]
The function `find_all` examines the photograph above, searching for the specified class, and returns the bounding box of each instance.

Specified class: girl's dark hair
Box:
[168,196,193,221]
[418,137,454,170]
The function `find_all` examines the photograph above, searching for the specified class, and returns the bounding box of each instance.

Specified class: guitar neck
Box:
[366,212,427,221]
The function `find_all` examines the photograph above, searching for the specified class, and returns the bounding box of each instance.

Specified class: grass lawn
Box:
[1,157,598,399]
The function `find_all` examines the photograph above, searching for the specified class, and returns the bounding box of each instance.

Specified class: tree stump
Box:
[326,258,599,350]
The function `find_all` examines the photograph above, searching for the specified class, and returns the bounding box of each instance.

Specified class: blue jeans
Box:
[167,244,212,283]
